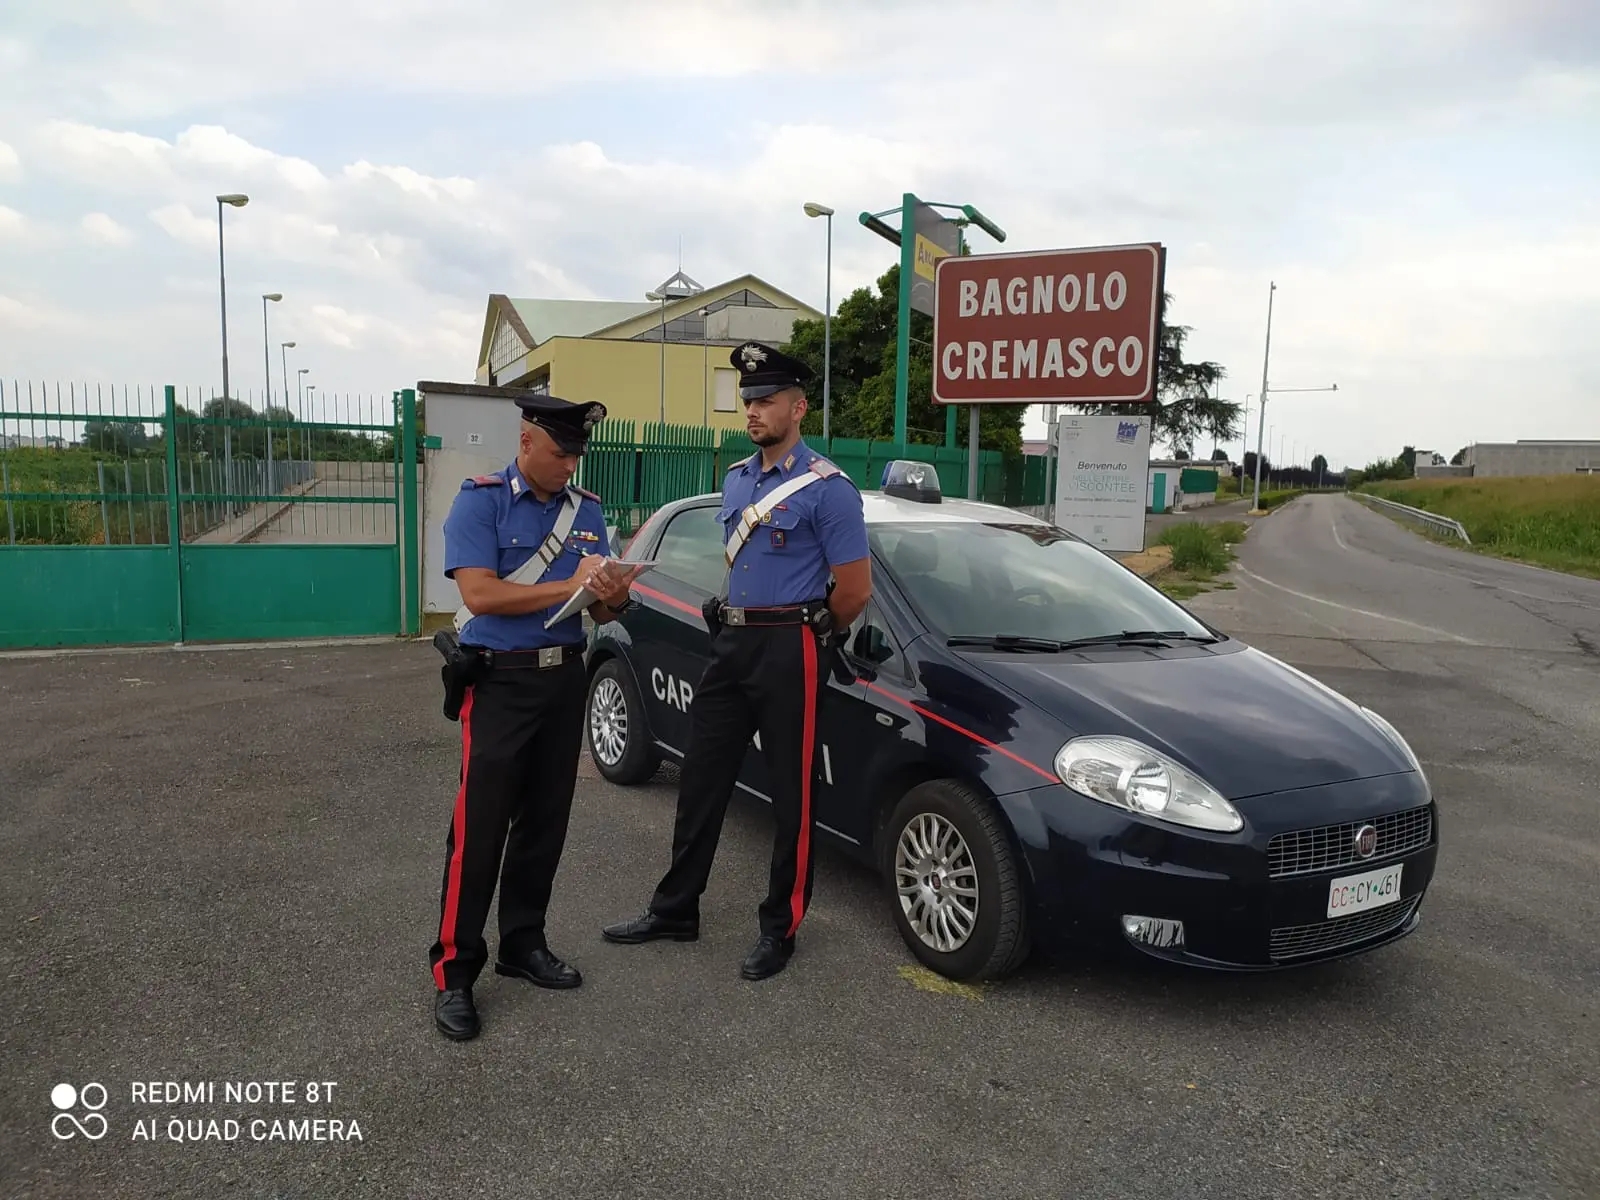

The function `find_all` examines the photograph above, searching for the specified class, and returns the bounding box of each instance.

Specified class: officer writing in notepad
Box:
[429,393,638,1042]
[604,341,872,982]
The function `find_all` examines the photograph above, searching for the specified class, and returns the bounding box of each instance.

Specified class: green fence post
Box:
[164,384,186,644]
[400,387,420,636]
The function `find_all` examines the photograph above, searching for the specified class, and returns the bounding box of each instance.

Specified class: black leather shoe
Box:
[601,910,699,944]
[494,947,582,990]
[740,935,795,981]
[434,988,479,1040]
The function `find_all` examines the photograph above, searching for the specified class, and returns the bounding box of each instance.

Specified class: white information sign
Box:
[1052,414,1151,553]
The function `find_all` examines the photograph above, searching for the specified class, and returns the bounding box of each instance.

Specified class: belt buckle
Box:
[537,646,562,668]
[723,606,746,627]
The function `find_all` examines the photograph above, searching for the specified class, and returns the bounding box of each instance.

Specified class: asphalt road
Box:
[2,492,1596,1198]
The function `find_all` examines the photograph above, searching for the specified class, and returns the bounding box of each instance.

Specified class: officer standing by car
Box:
[429,392,638,1041]
[603,341,872,981]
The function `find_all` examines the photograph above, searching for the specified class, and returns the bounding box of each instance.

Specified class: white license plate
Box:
[1326,863,1404,918]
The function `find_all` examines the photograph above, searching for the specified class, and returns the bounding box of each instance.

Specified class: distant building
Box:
[474,272,823,431]
[1421,439,1600,478]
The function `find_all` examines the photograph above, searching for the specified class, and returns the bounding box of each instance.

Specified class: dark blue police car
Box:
[583,461,1439,981]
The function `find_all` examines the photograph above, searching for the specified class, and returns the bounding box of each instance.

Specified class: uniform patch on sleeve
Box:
[463,474,504,489]
[809,458,841,479]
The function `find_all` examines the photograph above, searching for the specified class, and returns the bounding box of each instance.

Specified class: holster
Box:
[432,629,487,722]
[702,595,723,638]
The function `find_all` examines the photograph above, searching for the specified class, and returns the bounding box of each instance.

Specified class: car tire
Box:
[586,657,660,785]
[883,780,1031,982]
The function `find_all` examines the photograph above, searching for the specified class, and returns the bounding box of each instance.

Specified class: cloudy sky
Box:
[1,0,1596,469]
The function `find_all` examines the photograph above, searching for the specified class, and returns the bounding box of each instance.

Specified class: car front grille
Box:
[1267,805,1433,879]
[1269,897,1420,961]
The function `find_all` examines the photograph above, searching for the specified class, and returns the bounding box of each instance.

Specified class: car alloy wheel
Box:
[894,812,979,953]
[882,780,1031,981]
[589,676,628,767]
[585,657,661,785]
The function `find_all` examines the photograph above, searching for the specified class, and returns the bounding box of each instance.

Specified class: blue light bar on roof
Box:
[881,459,941,503]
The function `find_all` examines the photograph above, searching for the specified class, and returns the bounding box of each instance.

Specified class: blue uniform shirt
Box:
[718,441,868,608]
[443,461,610,651]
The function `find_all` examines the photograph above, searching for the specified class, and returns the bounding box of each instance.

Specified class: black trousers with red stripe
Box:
[428,655,586,992]
[650,621,824,941]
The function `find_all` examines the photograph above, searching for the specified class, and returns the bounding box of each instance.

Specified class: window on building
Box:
[714,368,737,412]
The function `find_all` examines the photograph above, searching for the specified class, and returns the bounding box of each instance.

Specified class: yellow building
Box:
[474,272,823,431]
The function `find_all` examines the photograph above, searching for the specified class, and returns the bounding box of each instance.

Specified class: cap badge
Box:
[740,344,768,370]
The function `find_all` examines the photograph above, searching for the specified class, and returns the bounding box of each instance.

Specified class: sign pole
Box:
[894,191,916,448]
[968,406,980,499]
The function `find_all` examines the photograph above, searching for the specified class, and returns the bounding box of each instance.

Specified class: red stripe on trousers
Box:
[433,686,475,990]
[788,630,818,936]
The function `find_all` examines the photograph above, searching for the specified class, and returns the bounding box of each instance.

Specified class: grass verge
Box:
[1153,520,1246,599]
[1359,475,1600,579]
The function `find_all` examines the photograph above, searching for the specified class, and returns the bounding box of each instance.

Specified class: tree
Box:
[1210,448,1230,461]
[1450,446,1467,466]
[782,263,1024,454]
[1062,292,1238,451]
[1311,453,1329,480]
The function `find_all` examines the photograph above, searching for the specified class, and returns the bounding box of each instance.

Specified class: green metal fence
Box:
[1,380,420,649]
[573,418,1045,534]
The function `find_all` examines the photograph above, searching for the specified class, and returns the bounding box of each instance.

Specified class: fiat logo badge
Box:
[1353,824,1378,858]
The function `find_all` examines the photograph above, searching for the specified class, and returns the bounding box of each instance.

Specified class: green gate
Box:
[0,382,420,650]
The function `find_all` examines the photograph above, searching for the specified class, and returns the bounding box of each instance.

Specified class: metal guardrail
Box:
[1353,493,1472,544]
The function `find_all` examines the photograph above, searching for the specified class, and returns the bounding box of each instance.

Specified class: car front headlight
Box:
[1054,736,1243,833]
[1360,707,1430,786]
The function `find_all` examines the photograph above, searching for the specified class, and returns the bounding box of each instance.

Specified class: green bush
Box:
[1157,521,1229,573]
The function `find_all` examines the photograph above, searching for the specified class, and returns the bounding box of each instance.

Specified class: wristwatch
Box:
[610,592,639,615]
[808,607,837,642]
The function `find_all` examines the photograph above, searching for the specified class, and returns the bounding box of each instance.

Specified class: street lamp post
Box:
[644,290,667,425]
[803,202,834,443]
[281,341,296,467]
[1251,279,1337,508]
[216,193,248,515]
[698,307,709,425]
[262,292,281,482]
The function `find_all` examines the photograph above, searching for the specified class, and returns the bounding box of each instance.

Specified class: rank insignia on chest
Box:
[569,529,600,543]
[771,530,786,548]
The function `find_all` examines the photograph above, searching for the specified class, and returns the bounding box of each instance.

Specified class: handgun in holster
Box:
[702,595,723,638]
[432,629,487,722]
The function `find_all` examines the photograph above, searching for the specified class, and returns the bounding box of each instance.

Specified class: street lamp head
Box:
[217,193,249,207]
[263,292,282,302]
[282,341,296,349]
[803,202,834,218]
[645,290,664,302]
[960,204,1006,243]
[298,368,309,375]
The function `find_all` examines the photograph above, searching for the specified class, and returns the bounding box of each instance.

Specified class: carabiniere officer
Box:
[604,341,872,981]
[429,393,637,1042]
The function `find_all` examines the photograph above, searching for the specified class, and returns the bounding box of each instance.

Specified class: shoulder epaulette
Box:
[809,457,842,479]
[726,455,753,473]
[462,473,504,489]
[570,483,601,503]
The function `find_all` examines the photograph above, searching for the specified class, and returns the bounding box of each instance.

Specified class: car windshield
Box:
[869,521,1218,645]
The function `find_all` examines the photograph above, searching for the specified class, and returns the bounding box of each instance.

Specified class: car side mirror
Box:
[852,624,894,665]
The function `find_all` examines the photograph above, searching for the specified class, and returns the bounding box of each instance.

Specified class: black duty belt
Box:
[473,643,585,669]
[717,600,827,628]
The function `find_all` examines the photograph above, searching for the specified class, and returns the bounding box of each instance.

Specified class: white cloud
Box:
[0,0,1595,470]
[81,212,134,246]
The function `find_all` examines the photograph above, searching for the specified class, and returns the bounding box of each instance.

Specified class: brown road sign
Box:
[932,242,1164,404]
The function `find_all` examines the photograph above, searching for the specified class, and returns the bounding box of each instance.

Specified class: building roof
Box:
[509,298,659,343]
